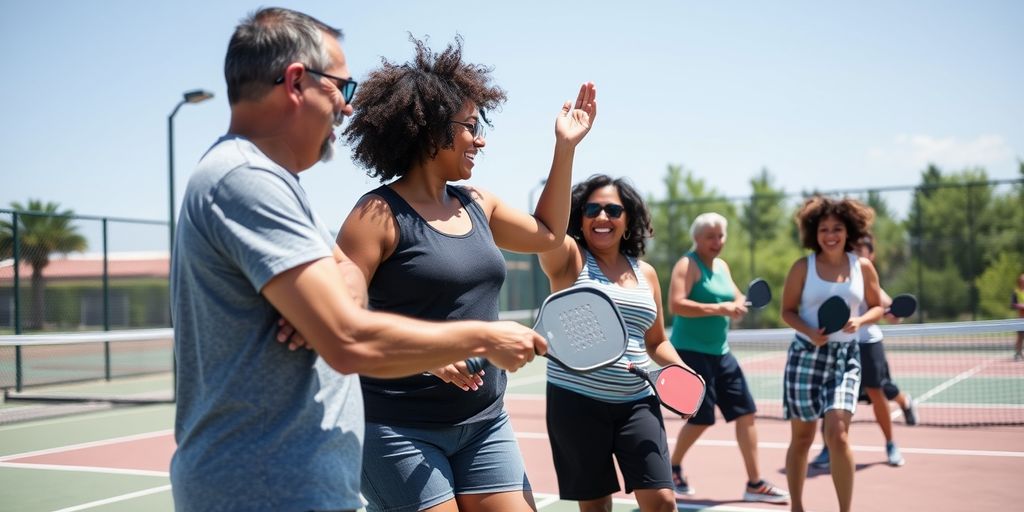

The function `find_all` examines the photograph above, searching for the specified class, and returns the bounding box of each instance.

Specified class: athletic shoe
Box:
[903,397,919,426]
[810,446,830,469]
[886,441,905,467]
[672,469,695,498]
[743,480,790,504]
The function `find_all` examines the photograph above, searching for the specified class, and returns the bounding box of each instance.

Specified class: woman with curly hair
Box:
[339,36,596,512]
[780,196,884,512]
[538,174,688,512]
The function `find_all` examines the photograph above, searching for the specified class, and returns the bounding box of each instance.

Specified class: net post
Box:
[102,218,111,381]
[13,211,22,392]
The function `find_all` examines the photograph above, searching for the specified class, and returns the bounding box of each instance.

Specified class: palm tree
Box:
[0,200,87,330]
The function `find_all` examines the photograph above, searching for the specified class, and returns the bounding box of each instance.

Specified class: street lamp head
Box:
[183,89,214,104]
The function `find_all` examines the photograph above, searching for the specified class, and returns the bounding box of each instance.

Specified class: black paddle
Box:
[887,293,917,318]
[745,278,772,308]
[818,295,851,335]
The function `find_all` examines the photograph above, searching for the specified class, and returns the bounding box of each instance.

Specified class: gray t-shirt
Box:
[170,135,363,512]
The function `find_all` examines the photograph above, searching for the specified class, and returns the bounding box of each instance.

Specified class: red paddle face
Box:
[652,365,706,416]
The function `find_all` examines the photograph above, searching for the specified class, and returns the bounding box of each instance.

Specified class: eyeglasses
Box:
[273,67,358,104]
[450,120,486,140]
[583,202,625,219]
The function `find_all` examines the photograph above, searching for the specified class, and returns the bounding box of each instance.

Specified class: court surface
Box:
[2,361,1023,511]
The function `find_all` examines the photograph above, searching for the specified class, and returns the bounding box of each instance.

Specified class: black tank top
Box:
[360,184,508,427]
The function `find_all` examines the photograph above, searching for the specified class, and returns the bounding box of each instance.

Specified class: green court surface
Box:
[0,367,655,512]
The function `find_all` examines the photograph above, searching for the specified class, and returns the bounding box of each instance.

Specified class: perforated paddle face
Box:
[889,294,918,318]
[651,365,706,416]
[818,295,851,335]
[534,286,628,372]
[745,279,772,308]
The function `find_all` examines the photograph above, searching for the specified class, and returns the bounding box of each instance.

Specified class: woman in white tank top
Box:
[779,196,884,512]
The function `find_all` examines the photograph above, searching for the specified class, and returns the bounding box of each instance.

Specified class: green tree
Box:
[864,190,909,288]
[647,164,735,323]
[738,168,797,327]
[0,200,87,330]
[977,252,1024,319]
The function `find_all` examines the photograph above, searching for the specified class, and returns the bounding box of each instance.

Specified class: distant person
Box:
[170,9,543,512]
[810,236,918,471]
[539,174,689,512]
[332,37,596,512]
[666,212,789,504]
[780,196,884,512]
[1014,273,1024,361]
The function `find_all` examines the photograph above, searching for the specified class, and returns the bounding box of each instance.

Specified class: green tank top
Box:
[670,252,735,355]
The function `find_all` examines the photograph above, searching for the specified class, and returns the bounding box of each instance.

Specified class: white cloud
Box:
[867,134,1016,172]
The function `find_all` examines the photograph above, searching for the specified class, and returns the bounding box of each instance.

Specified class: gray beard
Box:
[319,136,335,163]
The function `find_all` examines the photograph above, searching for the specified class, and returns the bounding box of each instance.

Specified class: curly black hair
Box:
[342,35,507,182]
[567,174,653,258]
[795,195,875,253]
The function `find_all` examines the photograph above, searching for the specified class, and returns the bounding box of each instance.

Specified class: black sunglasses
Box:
[274,67,358,104]
[583,202,625,219]
[450,120,486,140]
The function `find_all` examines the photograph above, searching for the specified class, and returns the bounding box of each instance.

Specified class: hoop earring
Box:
[623,231,631,240]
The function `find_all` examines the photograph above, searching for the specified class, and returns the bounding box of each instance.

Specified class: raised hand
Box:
[554,82,597,146]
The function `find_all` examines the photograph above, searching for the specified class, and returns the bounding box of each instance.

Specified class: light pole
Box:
[168,89,214,254]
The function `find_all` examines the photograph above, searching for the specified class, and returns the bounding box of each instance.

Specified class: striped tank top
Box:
[546,251,657,403]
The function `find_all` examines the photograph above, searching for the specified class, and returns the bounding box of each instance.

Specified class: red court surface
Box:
[4,396,1022,511]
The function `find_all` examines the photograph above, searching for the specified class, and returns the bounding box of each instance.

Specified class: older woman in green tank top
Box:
[666,213,789,504]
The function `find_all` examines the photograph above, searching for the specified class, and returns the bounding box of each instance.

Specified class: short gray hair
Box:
[689,212,728,250]
[225,7,342,104]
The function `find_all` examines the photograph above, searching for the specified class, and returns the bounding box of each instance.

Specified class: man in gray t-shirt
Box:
[171,9,544,512]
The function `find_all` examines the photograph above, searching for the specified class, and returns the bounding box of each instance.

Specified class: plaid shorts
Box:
[783,337,861,422]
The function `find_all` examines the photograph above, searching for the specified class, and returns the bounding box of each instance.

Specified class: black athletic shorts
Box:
[545,383,672,500]
[858,341,900,401]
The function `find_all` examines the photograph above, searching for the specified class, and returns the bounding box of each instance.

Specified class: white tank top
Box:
[798,252,863,343]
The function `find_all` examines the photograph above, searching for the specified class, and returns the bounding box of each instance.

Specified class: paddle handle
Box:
[626,362,651,381]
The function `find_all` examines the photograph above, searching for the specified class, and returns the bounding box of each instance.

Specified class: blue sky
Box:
[1,1,1021,252]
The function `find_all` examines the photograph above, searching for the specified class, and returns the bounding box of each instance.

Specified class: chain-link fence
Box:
[0,209,169,335]
[643,178,1024,328]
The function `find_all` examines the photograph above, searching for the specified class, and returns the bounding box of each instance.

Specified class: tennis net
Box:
[724,319,1024,427]
[0,328,174,406]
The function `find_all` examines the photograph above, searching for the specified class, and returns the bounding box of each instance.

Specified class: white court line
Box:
[0,429,172,462]
[0,403,172,433]
[514,431,1024,458]
[916,355,1003,403]
[50,484,172,512]
[533,492,561,509]
[0,461,168,477]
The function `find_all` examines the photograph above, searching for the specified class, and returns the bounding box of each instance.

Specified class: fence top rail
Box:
[0,328,173,346]
[0,208,166,226]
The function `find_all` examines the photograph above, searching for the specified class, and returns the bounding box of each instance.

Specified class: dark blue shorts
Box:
[676,349,757,425]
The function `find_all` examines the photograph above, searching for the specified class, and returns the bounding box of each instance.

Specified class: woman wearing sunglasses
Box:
[538,174,689,512]
[336,37,595,512]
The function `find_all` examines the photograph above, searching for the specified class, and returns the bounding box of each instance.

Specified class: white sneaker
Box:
[743,480,790,504]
